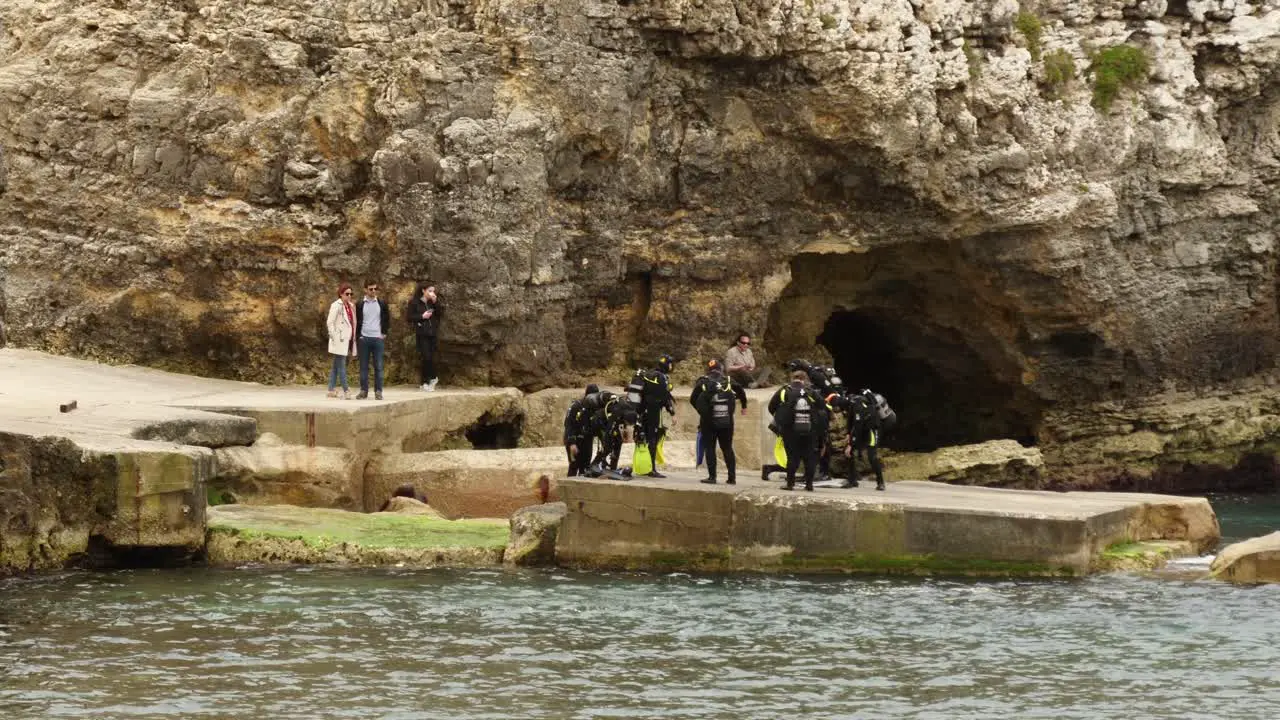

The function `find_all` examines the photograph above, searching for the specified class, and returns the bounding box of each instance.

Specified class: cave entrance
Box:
[767,248,1042,452]
[465,413,523,449]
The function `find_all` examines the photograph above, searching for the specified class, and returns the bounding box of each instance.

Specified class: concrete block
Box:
[212,438,365,510]
[367,448,564,519]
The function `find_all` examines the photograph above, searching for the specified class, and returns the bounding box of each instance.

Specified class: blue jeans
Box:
[327,353,349,391]
[358,336,385,393]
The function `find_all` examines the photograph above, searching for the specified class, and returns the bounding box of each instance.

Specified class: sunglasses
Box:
[738,340,750,346]
[342,291,353,296]
[366,287,378,292]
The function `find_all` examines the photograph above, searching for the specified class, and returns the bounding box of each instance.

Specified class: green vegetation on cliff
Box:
[1015,12,1044,61]
[1090,44,1149,111]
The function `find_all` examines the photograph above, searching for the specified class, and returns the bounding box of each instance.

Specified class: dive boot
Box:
[700,477,717,485]
[840,478,859,489]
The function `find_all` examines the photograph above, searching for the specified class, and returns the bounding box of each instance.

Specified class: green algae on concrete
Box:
[206,504,509,568]
[1095,540,1198,572]
[777,552,1077,577]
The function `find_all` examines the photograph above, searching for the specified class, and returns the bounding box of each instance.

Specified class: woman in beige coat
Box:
[326,284,356,398]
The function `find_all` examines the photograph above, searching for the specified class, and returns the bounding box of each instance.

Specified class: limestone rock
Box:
[378,496,444,518]
[504,502,567,566]
[1210,531,1280,583]
[1040,380,1280,491]
[884,440,1044,487]
[4,0,1280,469]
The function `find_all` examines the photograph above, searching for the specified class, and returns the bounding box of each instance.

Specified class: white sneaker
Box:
[421,383,431,391]
[428,379,439,391]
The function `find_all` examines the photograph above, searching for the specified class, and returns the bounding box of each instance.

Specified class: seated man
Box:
[725,333,769,388]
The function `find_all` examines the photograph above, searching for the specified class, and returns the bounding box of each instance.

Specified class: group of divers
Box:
[562,355,897,492]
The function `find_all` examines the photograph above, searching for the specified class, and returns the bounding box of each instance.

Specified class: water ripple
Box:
[2,568,1280,718]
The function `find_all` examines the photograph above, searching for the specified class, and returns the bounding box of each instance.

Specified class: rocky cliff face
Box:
[2,0,1279,458]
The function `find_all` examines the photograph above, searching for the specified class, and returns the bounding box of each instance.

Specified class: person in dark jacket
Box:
[774,370,828,491]
[563,384,600,477]
[354,280,391,400]
[406,283,445,391]
[690,360,747,485]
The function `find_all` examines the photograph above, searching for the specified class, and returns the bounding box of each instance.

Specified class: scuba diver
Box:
[830,391,887,491]
[773,370,828,491]
[690,359,748,485]
[625,353,677,478]
[563,383,600,477]
[588,392,639,474]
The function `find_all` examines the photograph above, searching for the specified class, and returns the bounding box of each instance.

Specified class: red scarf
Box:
[343,301,355,353]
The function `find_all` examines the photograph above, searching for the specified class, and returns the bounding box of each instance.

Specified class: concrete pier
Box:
[555,471,1220,576]
[0,348,1223,577]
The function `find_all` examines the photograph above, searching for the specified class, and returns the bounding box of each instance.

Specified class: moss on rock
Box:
[206,504,509,567]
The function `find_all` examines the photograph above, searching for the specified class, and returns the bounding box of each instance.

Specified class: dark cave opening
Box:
[815,309,1039,452]
[465,413,524,450]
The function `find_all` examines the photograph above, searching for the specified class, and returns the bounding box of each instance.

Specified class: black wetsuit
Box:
[632,368,674,475]
[563,398,594,477]
[776,382,827,491]
[590,395,637,470]
[690,372,747,484]
[844,394,885,490]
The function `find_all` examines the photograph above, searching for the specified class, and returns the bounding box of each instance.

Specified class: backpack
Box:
[700,378,735,430]
[777,388,814,436]
[867,391,897,430]
[625,372,645,405]
[632,369,670,409]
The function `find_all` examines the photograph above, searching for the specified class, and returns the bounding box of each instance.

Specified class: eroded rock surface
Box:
[505,501,567,566]
[3,0,1280,464]
[1210,531,1280,584]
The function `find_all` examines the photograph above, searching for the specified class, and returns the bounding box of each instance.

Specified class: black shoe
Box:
[356,391,368,399]
[726,478,736,485]
[648,471,666,479]
[700,477,717,484]
[804,483,814,492]
[840,479,859,489]
[876,481,886,491]
[783,483,795,491]
[761,468,770,481]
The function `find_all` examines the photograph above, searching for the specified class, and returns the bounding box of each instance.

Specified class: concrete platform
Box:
[555,470,1220,576]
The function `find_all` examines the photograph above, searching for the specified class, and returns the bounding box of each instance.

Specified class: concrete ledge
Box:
[184,387,524,455]
[555,474,1220,576]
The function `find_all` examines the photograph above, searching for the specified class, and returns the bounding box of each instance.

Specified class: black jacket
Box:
[406,295,444,336]
[355,298,390,338]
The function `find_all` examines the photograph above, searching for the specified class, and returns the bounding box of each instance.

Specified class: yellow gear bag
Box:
[774,436,787,467]
[633,442,653,476]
